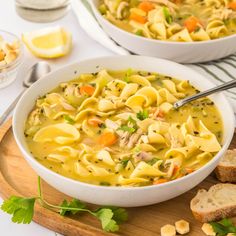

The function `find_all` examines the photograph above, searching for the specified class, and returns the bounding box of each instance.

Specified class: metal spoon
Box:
[173,79,236,109]
[0,61,51,126]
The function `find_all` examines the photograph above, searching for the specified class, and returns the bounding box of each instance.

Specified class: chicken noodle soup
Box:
[98,0,236,42]
[25,69,223,187]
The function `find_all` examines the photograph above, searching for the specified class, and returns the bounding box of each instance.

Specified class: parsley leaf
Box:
[118,125,136,133]
[123,68,133,83]
[120,159,130,168]
[135,29,143,36]
[106,206,128,224]
[128,116,137,126]
[64,115,75,124]
[1,196,36,224]
[118,117,138,134]
[59,199,86,216]
[136,110,149,120]
[163,7,173,24]
[219,218,234,228]
[210,218,236,236]
[95,208,119,232]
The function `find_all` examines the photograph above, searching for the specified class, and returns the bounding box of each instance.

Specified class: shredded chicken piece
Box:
[127,129,143,149]
[105,119,119,130]
[28,108,42,126]
[61,102,75,111]
[135,151,153,162]
[210,8,236,21]
[63,83,81,98]
[119,131,130,148]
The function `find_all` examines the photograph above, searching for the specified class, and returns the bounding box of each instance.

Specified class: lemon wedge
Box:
[22,26,72,58]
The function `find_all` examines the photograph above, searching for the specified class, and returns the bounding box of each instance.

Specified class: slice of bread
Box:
[215,149,236,183]
[190,184,236,222]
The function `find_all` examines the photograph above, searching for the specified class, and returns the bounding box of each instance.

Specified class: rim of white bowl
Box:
[92,3,236,46]
[13,55,235,191]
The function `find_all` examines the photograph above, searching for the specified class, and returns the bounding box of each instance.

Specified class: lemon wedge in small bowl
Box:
[22,26,72,59]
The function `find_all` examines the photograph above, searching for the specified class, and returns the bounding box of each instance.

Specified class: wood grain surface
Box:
[0,119,235,236]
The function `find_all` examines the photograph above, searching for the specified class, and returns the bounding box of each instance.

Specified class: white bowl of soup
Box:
[88,0,236,63]
[13,56,235,207]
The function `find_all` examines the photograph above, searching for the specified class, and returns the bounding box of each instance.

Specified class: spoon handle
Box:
[0,89,25,126]
[173,79,236,109]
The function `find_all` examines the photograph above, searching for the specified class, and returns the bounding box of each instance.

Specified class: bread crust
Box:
[215,149,236,183]
[191,205,236,222]
[215,165,236,183]
[190,184,236,222]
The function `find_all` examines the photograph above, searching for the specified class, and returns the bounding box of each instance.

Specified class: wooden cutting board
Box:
[0,119,235,236]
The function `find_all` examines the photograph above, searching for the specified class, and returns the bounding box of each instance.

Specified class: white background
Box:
[0,0,114,235]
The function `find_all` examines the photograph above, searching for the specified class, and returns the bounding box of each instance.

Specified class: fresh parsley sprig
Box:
[210,218,236,236]
[0,177,128,232]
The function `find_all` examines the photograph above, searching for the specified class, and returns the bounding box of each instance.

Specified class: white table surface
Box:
[0,0,114,235]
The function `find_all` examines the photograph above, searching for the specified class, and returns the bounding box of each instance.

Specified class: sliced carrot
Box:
[88,117,103,127]
[138,1,155,12]
[184,16,202,33]
[129,12,147,24]
[157,109,165,118]
[172,165,180,177]
[80,85,95,96]
[153,178,168,185]
[98,132,117,146]
[228,1,236,10]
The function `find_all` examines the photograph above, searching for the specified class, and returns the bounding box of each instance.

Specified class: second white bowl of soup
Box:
[89,0,236,63]
[13,56,235,207]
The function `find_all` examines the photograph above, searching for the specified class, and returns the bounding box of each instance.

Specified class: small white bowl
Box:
[13,56,235,207]
[89,0,236,63]
[0,30,24,88]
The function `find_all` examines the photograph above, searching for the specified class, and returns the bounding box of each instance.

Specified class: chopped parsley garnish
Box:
[136,110,149,120]
[194,26,201,33]
[118,125,136,133]
[118,116,138,133]
[135,29,143,36]
[123,68,133,83]
[64,115,75,124]
[128,116,137,126]
[163,7,173,24]
[120,159,130,168]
